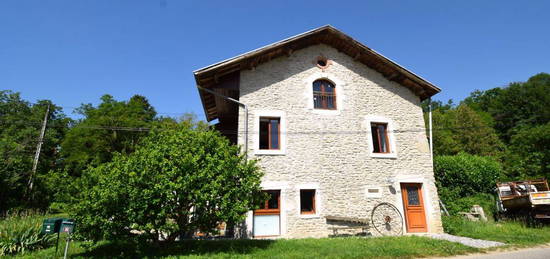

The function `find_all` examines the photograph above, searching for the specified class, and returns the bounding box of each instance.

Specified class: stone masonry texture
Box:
[236,44,443,238]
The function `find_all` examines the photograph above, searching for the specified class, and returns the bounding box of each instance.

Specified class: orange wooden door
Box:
[401,183,427,232]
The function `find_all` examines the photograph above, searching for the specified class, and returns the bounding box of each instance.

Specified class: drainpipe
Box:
[196,85,249,155]
[428,97,433,164]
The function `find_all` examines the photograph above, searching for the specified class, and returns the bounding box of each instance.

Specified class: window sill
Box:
[254,149,286,156]
[299,214,320,219]
[310,109,340,115]
[370,153,397,159]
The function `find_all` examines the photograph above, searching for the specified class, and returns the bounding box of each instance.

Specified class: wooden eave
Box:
[194,25,441,121]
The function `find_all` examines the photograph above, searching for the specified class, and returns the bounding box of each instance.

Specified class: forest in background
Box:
[1,72,549,215]
[424,73,549,215]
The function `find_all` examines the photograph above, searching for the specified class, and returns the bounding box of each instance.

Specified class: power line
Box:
[0,120,508,134]
[0,115,517,133]
[1,104,517,133]
[25,102,193,117]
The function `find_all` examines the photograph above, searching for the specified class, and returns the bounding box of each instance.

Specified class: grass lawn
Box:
[443,216,550,246]
[8,236,478,259]
[8,216,550,258]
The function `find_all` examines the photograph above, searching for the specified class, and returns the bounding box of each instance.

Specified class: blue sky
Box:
[1,1,549,120]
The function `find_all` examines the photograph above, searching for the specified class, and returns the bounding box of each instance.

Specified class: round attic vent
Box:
[315,56,332,70]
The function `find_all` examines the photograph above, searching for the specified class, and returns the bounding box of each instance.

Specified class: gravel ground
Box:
[437,245,550,259]
[426,233,505,248]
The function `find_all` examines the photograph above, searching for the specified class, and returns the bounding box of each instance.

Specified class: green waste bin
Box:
[60,219,75,234]
[41,218,62,234]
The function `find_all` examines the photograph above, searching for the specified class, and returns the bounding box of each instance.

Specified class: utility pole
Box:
[27,104,50,200]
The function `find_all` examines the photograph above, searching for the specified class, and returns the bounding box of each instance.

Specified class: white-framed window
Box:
[253,189,281,237]
[312,79,337,110]
[296,183,321,218]
[365,115,397,158]
[300,189,316,214]
[304,72,344,114]
[259,117,281,150]
[254,110,286,155]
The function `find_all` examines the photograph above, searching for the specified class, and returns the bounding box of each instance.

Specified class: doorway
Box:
[400,183,427,232]
[253,190,280,237]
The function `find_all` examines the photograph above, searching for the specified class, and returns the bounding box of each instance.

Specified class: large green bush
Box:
[71,122,265,242]
[442,193,496,218]
[435,153,502,215]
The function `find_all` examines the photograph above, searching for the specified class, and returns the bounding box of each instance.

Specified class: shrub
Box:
[441,193,496,218]
[435,153,502,215]
[0,213,54,255]
[71,123,265,242]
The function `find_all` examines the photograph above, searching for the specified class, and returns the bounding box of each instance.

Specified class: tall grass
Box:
[0,212,55,255]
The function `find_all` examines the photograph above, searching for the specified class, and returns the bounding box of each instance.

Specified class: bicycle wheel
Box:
[370,202,403,236]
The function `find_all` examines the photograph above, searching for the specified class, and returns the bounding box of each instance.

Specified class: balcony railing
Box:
[313,91,336,109]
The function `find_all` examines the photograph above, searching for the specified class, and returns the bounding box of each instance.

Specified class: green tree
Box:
[71,122,264,242]
[463,73,550,141]
[430,104,503,157]
[505,123,550,180]
[0,91,70,212]
[61,94,157,176]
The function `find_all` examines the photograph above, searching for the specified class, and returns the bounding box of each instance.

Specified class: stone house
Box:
[193,25,443,238]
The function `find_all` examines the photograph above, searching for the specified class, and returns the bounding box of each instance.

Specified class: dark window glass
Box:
[313,80,336,109]
[256,190,280,214]
[371,125,381,153]
[300,190,316,214]
[270,119,279,149]
[259,119,269,149]
[259,117,280,150]
[371,123,389,153]
[406,186,420,206]
[266,191,279,209]
[313,83,322,92]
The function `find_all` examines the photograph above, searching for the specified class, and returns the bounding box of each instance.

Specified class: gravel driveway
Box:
[443,246,550,259]
[426,233,505,248]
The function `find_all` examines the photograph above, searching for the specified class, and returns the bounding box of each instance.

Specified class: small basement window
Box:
[300,189,316,214]
[259,117,280,150]
[371,123,390,153]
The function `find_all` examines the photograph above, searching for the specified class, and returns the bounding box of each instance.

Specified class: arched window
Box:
[313,79,336,109]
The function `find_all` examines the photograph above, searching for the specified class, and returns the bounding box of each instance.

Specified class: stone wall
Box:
[236,44,443,238]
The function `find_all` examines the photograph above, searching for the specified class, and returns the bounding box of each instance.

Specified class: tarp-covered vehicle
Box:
[496,179,550,222]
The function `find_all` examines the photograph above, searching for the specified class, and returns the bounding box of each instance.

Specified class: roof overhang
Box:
[194,25,441,121]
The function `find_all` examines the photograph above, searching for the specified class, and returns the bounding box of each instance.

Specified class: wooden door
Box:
[401,183,427,232]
